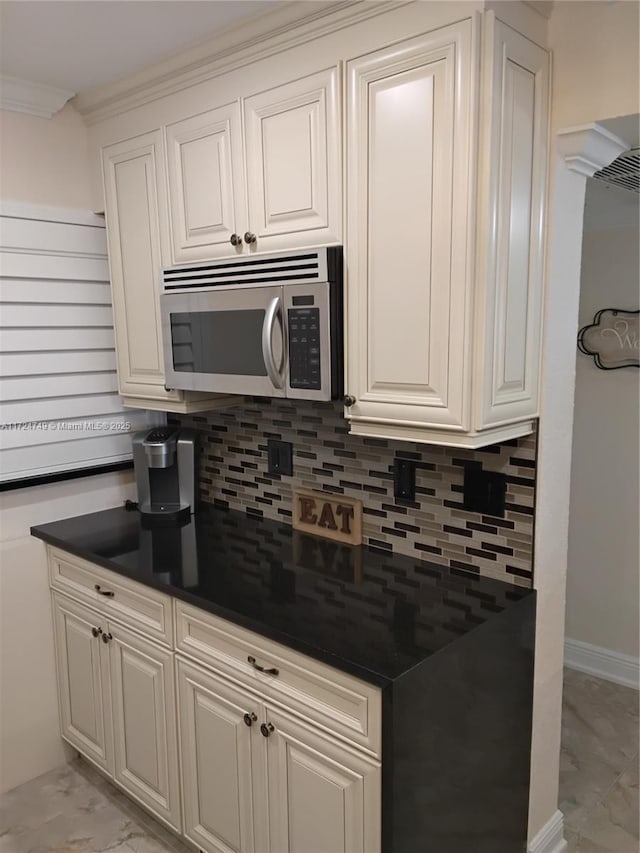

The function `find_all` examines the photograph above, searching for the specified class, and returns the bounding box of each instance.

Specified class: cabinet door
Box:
[474,17,549,429]
[108,622,181,832]
[166,102,248,263]
[52,593,113,774]
[345,23,473,436]
[102,131,182,403]
[265,706,381,853]
[177,658,261,853]
[243,67,341,253]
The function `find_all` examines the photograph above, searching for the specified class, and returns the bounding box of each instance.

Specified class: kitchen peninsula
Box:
[33,504,535,853]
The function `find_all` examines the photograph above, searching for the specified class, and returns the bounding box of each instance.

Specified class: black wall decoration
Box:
[577,309,640,370]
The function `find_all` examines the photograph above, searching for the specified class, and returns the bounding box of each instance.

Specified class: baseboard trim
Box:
[529,810,568,853]
[564,638,640,690]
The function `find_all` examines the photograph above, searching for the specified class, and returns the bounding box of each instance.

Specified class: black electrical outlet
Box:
[393,458,416,501]
[267,439,293,476]
[463,466,506,517]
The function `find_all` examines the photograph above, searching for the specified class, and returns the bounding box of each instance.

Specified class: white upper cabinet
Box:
[164,66,341,263]
[243,67,341,253]
[166,102,247,263]
[103,131,239,413]
[473,18,549,432]
[345,22,473,435]
[345,14,549,448]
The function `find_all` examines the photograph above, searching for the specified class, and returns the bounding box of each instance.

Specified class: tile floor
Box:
[0,759,192,853]
[0,669,637,853]
[560,669,639,853]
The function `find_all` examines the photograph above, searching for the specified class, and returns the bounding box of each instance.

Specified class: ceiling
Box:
[0,1,279,95]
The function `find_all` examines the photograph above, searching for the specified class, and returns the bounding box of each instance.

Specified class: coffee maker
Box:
[132,427,197,525]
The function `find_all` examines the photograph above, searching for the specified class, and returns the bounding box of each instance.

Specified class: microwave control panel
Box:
[287,307,321,390]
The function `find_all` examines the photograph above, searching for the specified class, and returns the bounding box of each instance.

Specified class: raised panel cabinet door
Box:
[265,706,381,853]
[243,66,341,252]
[52,593,113,774]
[108,622,181,832]
[165,102,248,263]
[345,22,474,435]
[176,658,262,853]
[102,131,181,402]
[474,16,549,429]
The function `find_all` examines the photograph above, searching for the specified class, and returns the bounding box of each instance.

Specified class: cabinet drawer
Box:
[175,601,381,758]
[48,547,173,647]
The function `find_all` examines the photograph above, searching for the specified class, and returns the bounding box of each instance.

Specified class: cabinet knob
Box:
[101,632,113,644]
[243,712,258,727]
[243,232,257,245]
[230,233,242,246]
[260,722,275,738]
[343,395,357,407]
[94,584,114,598]
[91,627,102,638]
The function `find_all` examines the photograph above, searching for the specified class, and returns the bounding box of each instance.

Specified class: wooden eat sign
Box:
[292,489,362,546]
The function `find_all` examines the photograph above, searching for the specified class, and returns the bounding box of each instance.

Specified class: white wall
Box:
[0,103,94,209]
[530,0,639,844]
[0,104,136,793]
[566,180,639,660]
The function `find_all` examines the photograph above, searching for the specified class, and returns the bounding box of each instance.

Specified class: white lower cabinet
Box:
[52,593,113,775]
[177,658,381,853]
[177,658,260,853]
[51,554,381,852]
[109,623,181,831]
[51,591,182,833]
[264,705,381,853]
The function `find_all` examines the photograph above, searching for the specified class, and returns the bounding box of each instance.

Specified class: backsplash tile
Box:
[173,400,537,587]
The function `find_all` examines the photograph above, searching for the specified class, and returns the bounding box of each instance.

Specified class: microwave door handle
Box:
[262,296,284,389]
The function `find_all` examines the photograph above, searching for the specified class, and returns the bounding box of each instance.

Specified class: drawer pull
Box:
[94,584,115,598]
[248,655,279,676]
[243,712,258,727]
[101,632,113,644]
[260,722,275,738]
[91,627,102,638]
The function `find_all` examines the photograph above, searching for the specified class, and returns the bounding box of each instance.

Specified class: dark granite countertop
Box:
[32,504,532,687]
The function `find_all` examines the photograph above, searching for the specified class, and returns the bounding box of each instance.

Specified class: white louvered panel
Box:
[2,304,114,328]
[0,208,152,485]
[0,253,109,281]
[0,279,112,304]
[0,372,118,402]
[1,217,107,256]
[0,350,116,376]
[1,328,116,351]
[0,413,149,450]
[2,393,124,424]
[2,433,139,481]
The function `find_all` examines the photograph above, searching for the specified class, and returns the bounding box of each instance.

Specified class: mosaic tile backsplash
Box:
[172,400,536,587]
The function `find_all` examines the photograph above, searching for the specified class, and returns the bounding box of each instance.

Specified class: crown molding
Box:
[0,75,75,118]
[75,0,411,125]
[557,123,629,177]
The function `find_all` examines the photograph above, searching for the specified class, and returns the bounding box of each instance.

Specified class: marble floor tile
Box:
[560,670,640,853]
[561,671,639,771]
[0,761,192,853]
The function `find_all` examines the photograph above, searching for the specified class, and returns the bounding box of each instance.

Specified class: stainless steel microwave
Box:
[160,247,343,401]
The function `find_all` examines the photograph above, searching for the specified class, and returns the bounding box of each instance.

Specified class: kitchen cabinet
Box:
[176,650,380,853]
[344,15,549,447]
[51,580,181,832]
[35,511,536,853]
[165,66,341,264]
[52,592,113,775]
[102,131,237,413]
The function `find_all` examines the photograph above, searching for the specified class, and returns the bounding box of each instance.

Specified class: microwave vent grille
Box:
[162,248,333,291]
